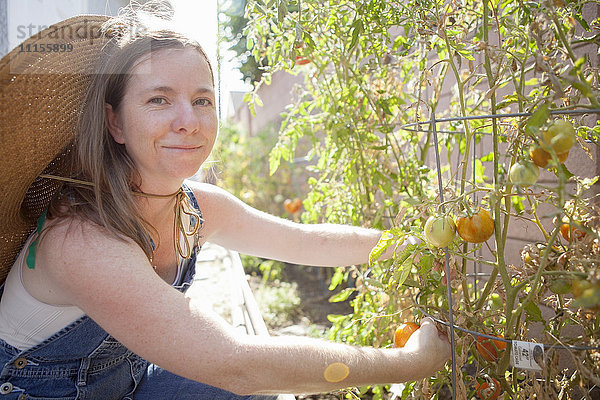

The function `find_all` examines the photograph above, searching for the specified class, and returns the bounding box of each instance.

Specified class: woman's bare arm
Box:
[34,218,447,395]
[190,182,413,267]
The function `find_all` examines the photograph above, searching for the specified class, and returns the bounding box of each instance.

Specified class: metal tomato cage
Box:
[398,108,600,400]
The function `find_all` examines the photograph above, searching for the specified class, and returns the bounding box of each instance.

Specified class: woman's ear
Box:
[105,103,125,144]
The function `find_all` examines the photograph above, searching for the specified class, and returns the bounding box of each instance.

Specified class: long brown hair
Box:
[48,3,214,262]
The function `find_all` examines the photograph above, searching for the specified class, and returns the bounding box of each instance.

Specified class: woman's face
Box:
[106,47,217,190]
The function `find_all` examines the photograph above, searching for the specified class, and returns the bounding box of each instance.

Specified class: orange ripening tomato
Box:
[476,335,507,362]
[456,208,495,243]
[560,218,586,242]
[295,56,311,65]
[476,378,501,400]
[284,198,302,214]
[529,146,569,168]
[393,322,420,348]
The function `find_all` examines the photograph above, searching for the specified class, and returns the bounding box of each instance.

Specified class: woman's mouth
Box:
[162,145,202,151]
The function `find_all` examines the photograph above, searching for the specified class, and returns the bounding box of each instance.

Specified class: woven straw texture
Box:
[0,15,109,285]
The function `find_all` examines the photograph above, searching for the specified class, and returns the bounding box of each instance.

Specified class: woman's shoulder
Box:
[24,214,145,307]
[183,180,241,211]
[43,213,132,247]
[184,179,229,196]
[183,180,251,238]
[37,214,144,280]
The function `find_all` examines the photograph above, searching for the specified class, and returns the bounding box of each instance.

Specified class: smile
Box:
[162,145,202,151]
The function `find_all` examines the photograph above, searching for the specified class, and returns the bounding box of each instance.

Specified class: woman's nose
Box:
[171,103,199,134]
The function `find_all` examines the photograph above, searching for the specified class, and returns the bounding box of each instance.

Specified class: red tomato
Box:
[476,335,507,362]
[476,378,501,400]
[393,322,420,348]
[456,208,495,243]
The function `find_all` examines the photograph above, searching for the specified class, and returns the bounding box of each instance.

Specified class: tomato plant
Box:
[393,322,419,348]
[240,0,600,398]
[456,208,494,244]
[424,215,456,248]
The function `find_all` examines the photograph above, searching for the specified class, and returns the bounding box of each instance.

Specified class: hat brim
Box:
[0,15,110,284]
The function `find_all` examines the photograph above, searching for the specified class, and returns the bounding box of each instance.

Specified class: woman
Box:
[0,4,450,399]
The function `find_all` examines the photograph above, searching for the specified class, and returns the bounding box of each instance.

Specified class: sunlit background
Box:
[1,0,248,119]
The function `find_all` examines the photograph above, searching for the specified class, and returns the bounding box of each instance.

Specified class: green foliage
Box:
[213,121,308,281]
[254,279,303,328]
[242,0,600,398]
[219,0,266,83]
[213,121,307,217]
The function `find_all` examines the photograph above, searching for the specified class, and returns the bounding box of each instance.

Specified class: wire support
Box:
[413,297,600,352]
[399,108,600,131]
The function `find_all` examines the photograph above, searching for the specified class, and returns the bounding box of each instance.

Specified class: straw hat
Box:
[0,15,110,285]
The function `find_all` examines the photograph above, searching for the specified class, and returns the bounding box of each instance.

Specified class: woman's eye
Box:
[194,98,212,106]
[149,98,166,105]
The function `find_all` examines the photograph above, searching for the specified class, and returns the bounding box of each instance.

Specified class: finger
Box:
[419,316,434,328]
[437,326,450,342]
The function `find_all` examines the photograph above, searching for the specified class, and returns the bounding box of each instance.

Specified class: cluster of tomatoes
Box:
[392,323,506,399]
[424,207,495,249]
[509,119,577,187]
[473,335,506,399]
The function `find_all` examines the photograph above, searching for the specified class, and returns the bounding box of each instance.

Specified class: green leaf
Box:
[480,151,495,162]
[418,254,434,274]
[558,163,574,180]
[348,19,364,51]
[277,0,288,24]
[394,251,415,288]
[268,145,282,175]
[327,314,347,323]
[329,288,355,302]
[369,228,404,265]
[364,278,386,289]
[574,13,590,32]
[525,103,550,136]
[512,196,524,214]
[474,159,486,182]
[549,279,571,295]
[524,300,543,322]
[328,268,345,290]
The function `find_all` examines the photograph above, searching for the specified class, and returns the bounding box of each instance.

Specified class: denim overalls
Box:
[0,186,278,399]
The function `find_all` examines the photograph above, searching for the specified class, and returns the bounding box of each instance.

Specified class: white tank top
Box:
[0,230,190,350]
[0,232,85,350]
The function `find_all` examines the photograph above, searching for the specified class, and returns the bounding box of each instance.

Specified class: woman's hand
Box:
[400,317,452,380]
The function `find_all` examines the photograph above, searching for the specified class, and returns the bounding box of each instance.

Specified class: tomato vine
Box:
[240,0,600,398]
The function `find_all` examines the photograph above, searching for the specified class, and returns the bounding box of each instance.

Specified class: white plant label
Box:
[511,340,544,371]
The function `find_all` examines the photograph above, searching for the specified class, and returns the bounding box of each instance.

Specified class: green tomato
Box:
[509,161,539,186]
[543,120,576,153]
[550,279,572,295]
[489,293,504,310]
[424,215,456,248]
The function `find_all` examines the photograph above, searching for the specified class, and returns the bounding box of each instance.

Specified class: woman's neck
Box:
[135,187,182,228]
